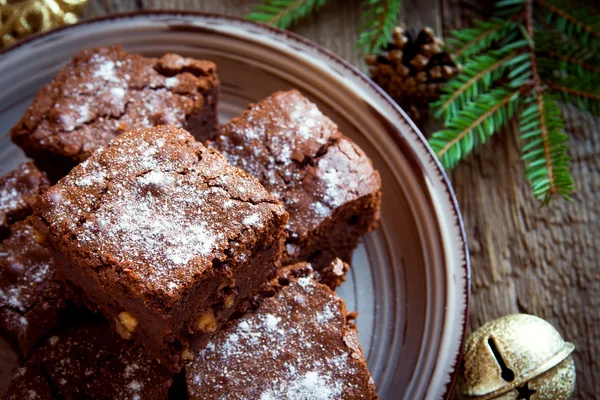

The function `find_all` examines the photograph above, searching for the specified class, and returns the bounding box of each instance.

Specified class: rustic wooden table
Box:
[81,1,600,397]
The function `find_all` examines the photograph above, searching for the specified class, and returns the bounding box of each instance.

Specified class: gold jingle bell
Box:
[457,314,576,400]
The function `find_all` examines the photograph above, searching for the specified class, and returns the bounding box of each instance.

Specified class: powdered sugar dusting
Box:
[165,76,179,88]
[110,87,126,98]
[189,277,372,399]
[259,371,335,400]
[93,59,119,83]
[43,129,283,296]
[0,187,20,216]
[263,314,280,330]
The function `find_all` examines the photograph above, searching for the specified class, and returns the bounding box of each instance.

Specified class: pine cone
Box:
[365,26,459,124]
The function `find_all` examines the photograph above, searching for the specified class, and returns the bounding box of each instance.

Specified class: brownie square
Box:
[32,126,288,371]
[0,220,66,359]
[210,90,381,287]
[11,45,219,180]
[4,318,173,400]
[186,263,379,399]
[0,162,49,239]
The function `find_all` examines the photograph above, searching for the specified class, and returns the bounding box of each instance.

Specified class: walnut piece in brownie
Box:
[11,45,219,180]
[210,90,381,287]
[32,126,288,371]
[3,318,173,400]
[0,221,65,359]
[0,162,49,239]
[186,263,379,400]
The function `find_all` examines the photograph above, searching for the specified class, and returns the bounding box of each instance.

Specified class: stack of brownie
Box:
[0,45,382,399]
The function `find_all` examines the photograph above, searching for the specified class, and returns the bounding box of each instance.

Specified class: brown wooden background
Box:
[81,1,600,397]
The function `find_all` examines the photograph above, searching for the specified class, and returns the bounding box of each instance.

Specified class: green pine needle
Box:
[537,0,600,52]
[519,94,573,203]
[357,0,402,54]
[448,18,521,62]
[433,45,531,122]
[246,0,330,29]
[545,77,600,116]
[429,88,521,169]
[534,29,600,70]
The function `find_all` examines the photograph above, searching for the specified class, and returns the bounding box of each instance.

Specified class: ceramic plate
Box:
[0,12,470,399]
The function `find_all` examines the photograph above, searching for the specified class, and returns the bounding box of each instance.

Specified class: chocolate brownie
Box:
[11,45,219,180]
[0,162,49,239]
[186,264,379,400]
[32,126,288,371]
[210,90,381,286]
[0,220,66,359]
[3,318,173,400]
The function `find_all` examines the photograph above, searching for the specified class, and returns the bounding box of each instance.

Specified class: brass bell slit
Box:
[487,337,516,382]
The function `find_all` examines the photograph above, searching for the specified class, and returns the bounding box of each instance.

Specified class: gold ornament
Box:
[457,314,576,400]
[0,0,87,48]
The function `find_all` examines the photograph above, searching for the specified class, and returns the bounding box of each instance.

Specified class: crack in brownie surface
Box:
[32,126,288,370]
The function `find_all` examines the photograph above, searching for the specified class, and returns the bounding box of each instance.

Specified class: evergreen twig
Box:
[536,0,600,51]
[357,0,402,54]
[519,94,573,202]
[522,0,565,200]
[449,18,520,62]
[429,88,521,169]
[428,0,596,202]
[246,0,330,29]
[434,47,530,121]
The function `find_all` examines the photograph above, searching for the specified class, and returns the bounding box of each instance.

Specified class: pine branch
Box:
[519,94,573,202]
[428,88,521,169]
[246,0,330,29]
[520,0,574,202]
[434,46,530,122]
[534,28,600,73]
[536,0,600,51]
[448,18,521,62]
[542,51,600,75]
[546,80,600,116]
[357,0,401,54]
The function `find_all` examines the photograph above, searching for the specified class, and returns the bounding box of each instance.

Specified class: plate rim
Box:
[0,11,471,399]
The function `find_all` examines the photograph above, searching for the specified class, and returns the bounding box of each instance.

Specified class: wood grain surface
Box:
[82,1,600,397]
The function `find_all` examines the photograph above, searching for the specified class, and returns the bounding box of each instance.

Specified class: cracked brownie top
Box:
[210,90,381,245]
[11,45,218,165]
[32,126,287,303]
[187,267,378,400]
